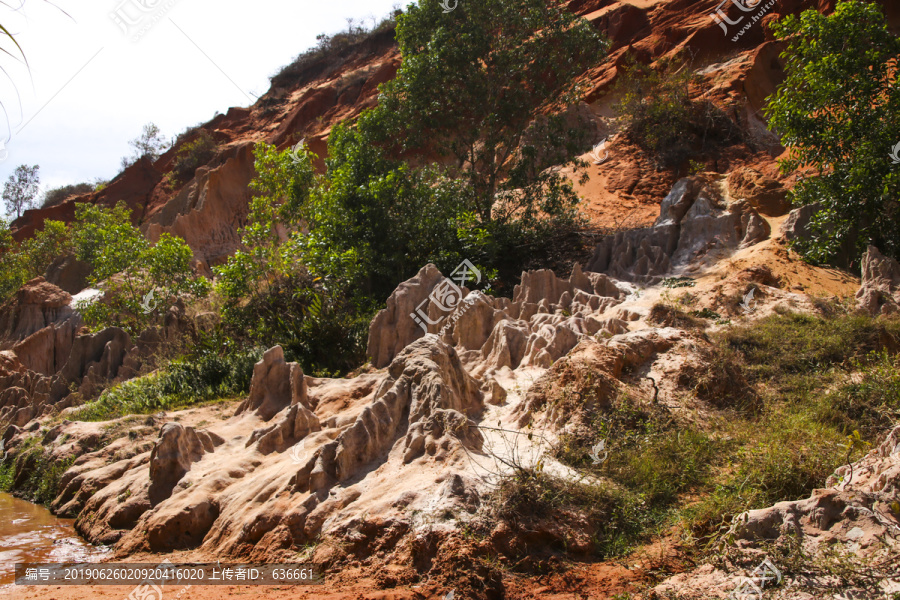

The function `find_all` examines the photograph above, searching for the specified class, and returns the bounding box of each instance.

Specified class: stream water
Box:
[0,492,108,586]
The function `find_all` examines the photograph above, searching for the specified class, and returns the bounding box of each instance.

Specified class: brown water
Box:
[0,492,108,586]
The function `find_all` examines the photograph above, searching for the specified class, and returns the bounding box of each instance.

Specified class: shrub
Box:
[0,218,73,303]
[41,182,95,208]
[69,348,262,422]
[71,203,210,335]
[215,143,372,375]
[491,468,655,558]
[171,130,218,180]
[765,0,900,266]
[615,58,741,169]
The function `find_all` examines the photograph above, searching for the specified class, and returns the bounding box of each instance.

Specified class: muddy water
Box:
[0,493,108,586]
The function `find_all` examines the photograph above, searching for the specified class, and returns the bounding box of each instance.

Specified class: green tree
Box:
[765,0,900,266]
[0,218,27,301]
[19,219,71,276]
[215,143,370,375]
[71,202,147,281]
[71,203,209,335]
[3,164,40,218]
[292,125,472,298]
[373,0,607,223]
[121,122,169,169]
[0,218,73,303]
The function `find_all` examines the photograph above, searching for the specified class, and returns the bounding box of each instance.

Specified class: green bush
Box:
[493,468,656,558]
[0,218,73,303]
[71,203,210,335]
[69,348,262,422]
[41,182,96,208]
[615,58,740,169]
[765,1,900,265]
[172,130,218,181]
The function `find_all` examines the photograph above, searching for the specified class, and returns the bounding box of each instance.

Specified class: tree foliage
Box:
[615,57,741,169]
[72,203,209,335]
[0,218,71,302]
[121,122,170,170]
[765,0,900,266]
[3,164,40,219]
[375,0,606,223]
[214,143,370,375]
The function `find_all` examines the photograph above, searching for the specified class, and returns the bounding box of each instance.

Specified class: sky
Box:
[0,0,403,215]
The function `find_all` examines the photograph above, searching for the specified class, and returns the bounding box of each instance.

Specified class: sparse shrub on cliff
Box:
[766,0,900,266]
[269,13,399,90]
[40,181,96,208]
[171,130,218,181]
[120,122,170,170]
[615,58,740,170]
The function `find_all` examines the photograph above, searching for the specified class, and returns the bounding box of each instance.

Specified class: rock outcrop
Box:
[44,254,92,295]
[236,345,309,421]
[148,423,225,505]
[857,245,900,316]
[368,263,628,374]
[725,167,790,217]
[367,264,446,368]
[0,277,75,342]
[586,175,772,283]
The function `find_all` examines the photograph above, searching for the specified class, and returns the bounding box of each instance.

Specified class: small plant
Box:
[171,130,218,180]
[838,430,871,488]
[614,57,740,169]
[661,276,696,288]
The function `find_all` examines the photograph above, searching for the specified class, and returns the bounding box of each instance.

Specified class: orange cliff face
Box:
[10,0,900,262]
